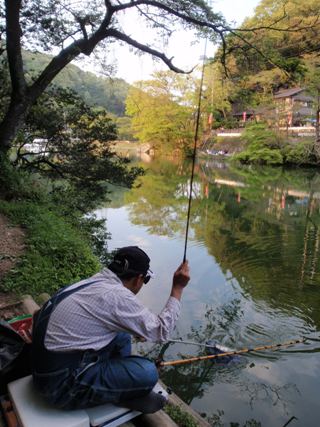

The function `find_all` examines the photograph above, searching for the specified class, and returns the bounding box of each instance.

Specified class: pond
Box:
[95,157,320,427]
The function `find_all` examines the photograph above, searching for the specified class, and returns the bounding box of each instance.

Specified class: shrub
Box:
[235,147,283,165]
[233,122,284,165]
[241,122,281,149]
[282,140,316,165]
[0,154,46,202]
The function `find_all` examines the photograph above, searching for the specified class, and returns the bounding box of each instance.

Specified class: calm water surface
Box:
[96,157,320,427]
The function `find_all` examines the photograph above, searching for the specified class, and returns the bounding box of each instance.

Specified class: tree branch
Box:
[136,5,173,34]
[20,155,65,177]
[107,28,192,73]
[233,16,320,33]
[28,6,115,100]
[112,0,225,33]
[226,28,291,77]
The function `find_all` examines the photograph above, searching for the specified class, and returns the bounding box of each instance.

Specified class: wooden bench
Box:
[8,375,144,427]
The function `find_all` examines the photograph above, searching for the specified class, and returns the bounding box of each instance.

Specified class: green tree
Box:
[126,71,197,154]
[233,122,284,165]
[222,0,320,81]
[0,0,227,154]
[12,86,143,211]
[115,116,135,141]
[305,58,320,149]
[202,62,233,127]
[207,0,320,133]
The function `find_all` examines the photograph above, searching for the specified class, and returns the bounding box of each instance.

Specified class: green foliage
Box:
[241,123,281,148]
[13,86,143,211]
[0,200,100,295]
[224,0,320,82]
[235,146,284,165]
[282,140,316,164]
[0,87,143,295]
[206,0,320,147]
[0,151,113,296]
[0,0,227,154]
[23,51,129,116]
[0,153,46,202]
[235,124,318,166]
[233,123,284,165]
[0,67,144,296]
[164,404,199,427]
[203,63,233,125]
[126,71,197,155]
[115,116,136,141]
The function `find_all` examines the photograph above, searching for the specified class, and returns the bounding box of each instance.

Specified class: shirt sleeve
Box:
[109,293,181,343]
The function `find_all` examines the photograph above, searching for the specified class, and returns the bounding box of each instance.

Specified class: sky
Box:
[110,0,260,83]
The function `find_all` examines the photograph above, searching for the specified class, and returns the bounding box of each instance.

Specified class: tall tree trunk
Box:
[0,98,28,154]
[1,0,28,155]
[314,89,320,157]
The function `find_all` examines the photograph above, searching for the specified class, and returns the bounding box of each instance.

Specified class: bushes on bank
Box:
[233,122,318,166]
[233,123,284,165]
[282,140,316,165]
[235,146,284,165]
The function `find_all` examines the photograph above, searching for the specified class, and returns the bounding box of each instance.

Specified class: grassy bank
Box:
[0,201,101,295]
[0,160,104,296]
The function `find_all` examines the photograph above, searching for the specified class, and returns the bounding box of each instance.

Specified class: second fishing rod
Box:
[157,338,306,367]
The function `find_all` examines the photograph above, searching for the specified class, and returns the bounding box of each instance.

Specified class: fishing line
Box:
[183,38,208,262]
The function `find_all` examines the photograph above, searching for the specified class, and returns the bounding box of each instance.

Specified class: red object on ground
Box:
[9,316,33,343]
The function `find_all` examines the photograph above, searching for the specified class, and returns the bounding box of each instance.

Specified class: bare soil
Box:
[0,213,26,319]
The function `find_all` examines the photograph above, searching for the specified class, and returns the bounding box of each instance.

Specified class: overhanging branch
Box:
[108,28,192,73]
[112,0,225,34]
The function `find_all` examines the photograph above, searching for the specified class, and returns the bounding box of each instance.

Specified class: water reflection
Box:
[124,159,320,331]
[98,158,320,426]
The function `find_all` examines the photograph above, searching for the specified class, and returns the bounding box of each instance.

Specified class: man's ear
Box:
[136,274,144,285]
[124,275,144,294]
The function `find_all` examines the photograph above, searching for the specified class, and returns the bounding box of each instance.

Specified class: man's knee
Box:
[136,358,158,388]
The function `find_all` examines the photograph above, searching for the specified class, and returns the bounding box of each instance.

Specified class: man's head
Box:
[108,246,153,294]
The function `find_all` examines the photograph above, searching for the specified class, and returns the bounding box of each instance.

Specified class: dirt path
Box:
[0,213,25,280]
[0,213,26,319]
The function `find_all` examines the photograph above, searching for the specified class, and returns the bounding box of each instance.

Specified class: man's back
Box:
[45,269,127,351]
[45,268,181,351]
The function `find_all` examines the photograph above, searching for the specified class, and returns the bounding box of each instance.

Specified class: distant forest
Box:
[24,51,130,116]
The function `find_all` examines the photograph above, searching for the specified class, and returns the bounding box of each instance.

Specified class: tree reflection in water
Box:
[126,158,320,329]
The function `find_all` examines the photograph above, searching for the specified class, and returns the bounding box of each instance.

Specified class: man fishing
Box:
[31,246,190,413]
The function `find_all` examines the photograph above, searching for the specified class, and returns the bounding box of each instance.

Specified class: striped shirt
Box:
[45,268,181,351]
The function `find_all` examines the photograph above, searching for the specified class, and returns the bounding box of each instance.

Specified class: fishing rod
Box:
[183,39,208,263]
[168,338,227,349]
[159,338,306,367]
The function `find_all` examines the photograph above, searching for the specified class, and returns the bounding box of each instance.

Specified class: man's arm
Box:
[170,261,190,301]
[111,261,190,342]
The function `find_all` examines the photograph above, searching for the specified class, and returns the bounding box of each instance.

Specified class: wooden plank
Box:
[0,398,19,427]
